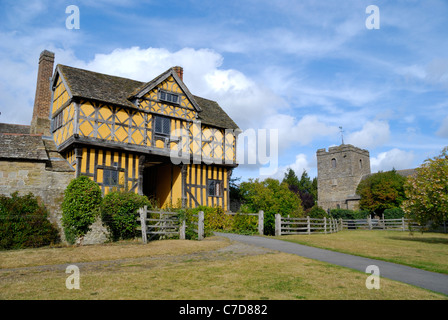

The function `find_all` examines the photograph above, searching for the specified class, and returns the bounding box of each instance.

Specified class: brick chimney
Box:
[173,66,183,81]
[30,50,55,135]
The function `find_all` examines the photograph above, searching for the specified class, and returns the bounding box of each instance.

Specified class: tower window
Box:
[359,159,363,169]
[331,158,337,168]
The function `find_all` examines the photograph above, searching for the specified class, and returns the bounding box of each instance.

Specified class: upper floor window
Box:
[154,116,171,136]
[52,112,64,132]
[159,90,179,104]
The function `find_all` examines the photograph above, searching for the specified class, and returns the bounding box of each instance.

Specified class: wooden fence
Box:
[226,210,264,235]
[275,215,423,236]
[191,211,205,241]
[275,215,341,236]
[341,217,422,231]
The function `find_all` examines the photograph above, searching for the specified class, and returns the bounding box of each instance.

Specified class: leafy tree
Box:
[402,147,448,227]
[356,170,406,216]
[240,178,303,235]
[283,169,317,211]
[61,176,102,244]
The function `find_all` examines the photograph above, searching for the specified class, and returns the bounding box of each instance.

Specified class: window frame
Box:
[207,179,223,197]
[158,89,180,105]
[154,115,171,136]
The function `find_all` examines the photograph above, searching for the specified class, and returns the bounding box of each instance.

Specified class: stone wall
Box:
[0,160,109,245]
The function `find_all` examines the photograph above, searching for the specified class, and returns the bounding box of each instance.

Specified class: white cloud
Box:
[346,120,390,149]
[370,148,415,172]
[266,153,311,181]
[262,115,339,152]
[436,115,448,138]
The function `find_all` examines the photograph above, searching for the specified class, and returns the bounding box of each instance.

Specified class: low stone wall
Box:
[0,160,109,245]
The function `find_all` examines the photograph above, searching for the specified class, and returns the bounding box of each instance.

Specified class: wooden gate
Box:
[138,206,186,243]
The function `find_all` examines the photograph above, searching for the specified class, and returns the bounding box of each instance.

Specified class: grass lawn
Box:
[0,236,446,300]
[275,230,448,274]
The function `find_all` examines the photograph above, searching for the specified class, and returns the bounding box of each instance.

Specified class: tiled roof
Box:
[57,65,239,130]
[0,124,74,172]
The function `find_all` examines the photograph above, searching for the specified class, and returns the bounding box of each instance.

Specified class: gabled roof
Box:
[128,67,202,112]
[55,65,239,130]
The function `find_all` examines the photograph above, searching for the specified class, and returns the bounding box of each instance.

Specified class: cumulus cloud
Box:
[70,46,283,131]
[346,120,390,149]
[370,148,415,172]
[262,114,339,153]
[265,153,311,181]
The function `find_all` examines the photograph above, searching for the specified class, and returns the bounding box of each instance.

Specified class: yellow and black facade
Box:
[49,62,240,211]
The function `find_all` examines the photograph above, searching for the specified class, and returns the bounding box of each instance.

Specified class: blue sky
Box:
[1,0,447,182]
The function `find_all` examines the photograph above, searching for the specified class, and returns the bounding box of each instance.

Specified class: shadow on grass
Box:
[387,236,448,245]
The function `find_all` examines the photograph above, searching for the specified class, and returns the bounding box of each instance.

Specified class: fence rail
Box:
[275,215,424,236]
[275,215,341,236]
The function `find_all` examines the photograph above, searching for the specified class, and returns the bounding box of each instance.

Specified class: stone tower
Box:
[316,144,371,211]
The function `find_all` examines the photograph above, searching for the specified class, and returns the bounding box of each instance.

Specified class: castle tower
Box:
[316,144,371,211]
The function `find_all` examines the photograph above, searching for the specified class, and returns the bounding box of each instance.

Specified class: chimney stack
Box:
[30,50,55,135]
[173,66,183,81]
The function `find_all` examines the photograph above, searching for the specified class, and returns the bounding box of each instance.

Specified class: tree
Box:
[282,168,299,190]
[282,168,317,211]
[356,170,406,216]
[402,147,448,228]
[240,178,303,235]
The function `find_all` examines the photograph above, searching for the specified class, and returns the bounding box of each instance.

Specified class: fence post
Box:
[368,216,372,230]
[307,216,311,235]
[198,211,204,240]
[275,214,281,236]
[258,210,264,235]
[139,205,147,244]
[180,219,186,240]
[339,218,343,231]
[402,217,405,231]
[324,216,327,234]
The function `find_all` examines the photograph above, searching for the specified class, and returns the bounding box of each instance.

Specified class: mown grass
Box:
[0,236,446,300]
[275,230,448,274]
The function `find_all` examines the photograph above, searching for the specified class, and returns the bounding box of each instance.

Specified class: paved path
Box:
[215,232,448,296]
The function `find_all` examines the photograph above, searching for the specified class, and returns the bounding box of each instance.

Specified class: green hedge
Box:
[61,176,102,244]
[100,191,152,241]
[0,192,60,250]
[329,209,369,220]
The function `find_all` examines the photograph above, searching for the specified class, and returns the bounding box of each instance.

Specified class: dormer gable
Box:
[128,67,202,113]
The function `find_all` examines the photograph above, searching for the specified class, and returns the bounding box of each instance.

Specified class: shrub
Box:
[232,213,258,235]
[100,191,152,241]
[307,205,329,219]
[61,176,102,244]
[383,207,405,219]
[0,192,60,250]
[329,209,368,220]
